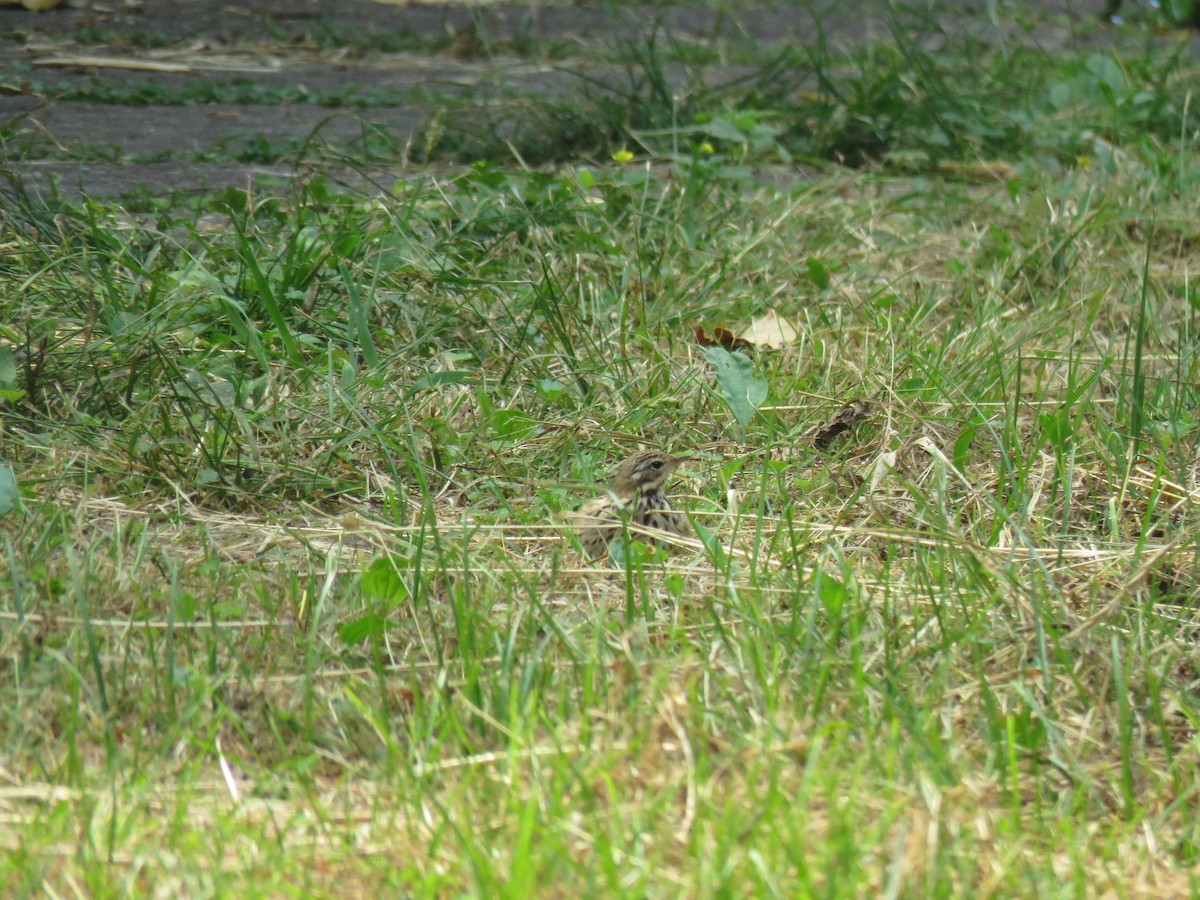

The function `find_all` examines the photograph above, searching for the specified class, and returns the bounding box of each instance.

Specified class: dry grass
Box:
[5,5,1200,893]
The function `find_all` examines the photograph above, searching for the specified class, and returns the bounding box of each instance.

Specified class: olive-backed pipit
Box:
[571,450,691,558]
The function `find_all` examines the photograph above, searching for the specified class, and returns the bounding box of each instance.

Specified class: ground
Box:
[0,0,1164,195]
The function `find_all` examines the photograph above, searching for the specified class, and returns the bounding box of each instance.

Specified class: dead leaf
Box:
[867,448,897,495]
[694,325,754,355]
[738,310,797,350]
[805,400,872,450]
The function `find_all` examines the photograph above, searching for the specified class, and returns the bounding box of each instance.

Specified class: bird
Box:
[570,450,691,558]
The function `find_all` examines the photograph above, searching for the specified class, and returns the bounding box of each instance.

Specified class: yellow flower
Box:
[612,148,634,164]
[700,142,715,155]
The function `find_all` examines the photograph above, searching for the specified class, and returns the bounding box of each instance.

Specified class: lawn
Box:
[3,2,1200,895]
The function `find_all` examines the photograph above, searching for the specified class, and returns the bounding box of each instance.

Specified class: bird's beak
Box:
[669,455,690,469]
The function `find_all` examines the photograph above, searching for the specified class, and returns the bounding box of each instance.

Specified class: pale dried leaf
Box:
[867,450,897,496]
[738,310,797,350]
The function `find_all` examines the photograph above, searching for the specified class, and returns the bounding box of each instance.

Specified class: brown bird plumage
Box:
[571,450,691,558]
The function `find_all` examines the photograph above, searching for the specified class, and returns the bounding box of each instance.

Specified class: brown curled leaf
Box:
[806,400,873,450]
[694,325,755,354]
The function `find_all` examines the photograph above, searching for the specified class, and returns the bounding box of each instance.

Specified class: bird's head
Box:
[612,450,687,495]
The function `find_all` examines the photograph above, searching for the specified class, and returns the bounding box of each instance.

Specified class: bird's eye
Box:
[650,460,664,470]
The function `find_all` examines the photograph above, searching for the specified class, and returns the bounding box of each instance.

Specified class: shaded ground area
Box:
[0,0,1186,198]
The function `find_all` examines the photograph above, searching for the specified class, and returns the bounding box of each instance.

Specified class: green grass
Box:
[4,3,1200,895]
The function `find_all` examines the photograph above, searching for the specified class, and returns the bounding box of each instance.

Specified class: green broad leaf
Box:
[952,424,976,471]
[212,601,246,619]
[536,378,566,400]
[338,613,387,646]
[0,464,17,518]
[608,536,660,567]
[806,257,831,290]
[362,557,410,603]
[1041,409,1073,450]
[691,520,726,570]
[0,346,16,390]
[607,536,628,567]
[700,116,749,143]
[703,346,767,426]
[490,408,540,441]
[816,571,848,617]
[172,591,197,622]
[407,370,471,397]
